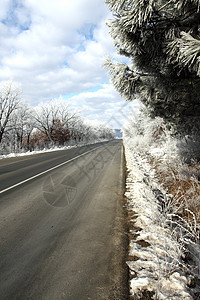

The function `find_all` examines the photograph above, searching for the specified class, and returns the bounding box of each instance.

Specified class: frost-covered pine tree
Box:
[105,0,200,138]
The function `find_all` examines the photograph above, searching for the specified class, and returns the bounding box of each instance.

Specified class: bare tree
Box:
[10,102,35,151]
[33,103,55,144]
[0,80,22,143]
[33,100,78,146]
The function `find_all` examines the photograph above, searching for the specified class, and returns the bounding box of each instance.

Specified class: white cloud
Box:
[0,0,12,21]
[0,0,134,127]
[62,84,141,128]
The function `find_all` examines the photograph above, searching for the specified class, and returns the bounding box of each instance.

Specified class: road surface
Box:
[0,140,128,299]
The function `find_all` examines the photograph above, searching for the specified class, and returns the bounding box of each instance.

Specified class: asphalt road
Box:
[0,140,128,299]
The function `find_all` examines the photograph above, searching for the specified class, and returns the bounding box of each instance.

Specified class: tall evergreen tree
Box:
[105,0,200,139]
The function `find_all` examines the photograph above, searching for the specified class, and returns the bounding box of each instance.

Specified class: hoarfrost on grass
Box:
[124,142,192,299]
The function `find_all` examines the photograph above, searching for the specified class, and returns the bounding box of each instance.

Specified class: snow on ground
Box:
[0,145,74,160]
[124,145,192,299]
[0,139,109,160]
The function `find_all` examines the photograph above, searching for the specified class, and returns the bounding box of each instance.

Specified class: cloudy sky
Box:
[0,0,139,128]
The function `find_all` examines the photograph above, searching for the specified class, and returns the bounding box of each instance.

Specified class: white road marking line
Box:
[0,145,105,194]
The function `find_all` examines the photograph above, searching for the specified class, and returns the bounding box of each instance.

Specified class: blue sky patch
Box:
[62,86,102,100]
[2,0,31,31]
[79,23,96,41]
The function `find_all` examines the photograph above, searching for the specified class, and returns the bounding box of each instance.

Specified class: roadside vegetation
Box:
[123,114,200,298]
[105,0,200,298]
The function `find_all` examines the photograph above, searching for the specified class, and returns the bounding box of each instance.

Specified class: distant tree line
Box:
[0,80,114,154]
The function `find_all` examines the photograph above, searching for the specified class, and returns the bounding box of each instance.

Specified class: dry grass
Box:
[123,113,200,297]
[149,157,200,241]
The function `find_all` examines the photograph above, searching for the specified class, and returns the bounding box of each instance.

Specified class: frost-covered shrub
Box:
[125,150,196,299]
[123,112,178,160]
[124,111,200,221]
[123,111,200,298]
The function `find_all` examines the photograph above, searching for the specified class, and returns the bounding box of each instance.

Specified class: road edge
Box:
[108,142,129,299]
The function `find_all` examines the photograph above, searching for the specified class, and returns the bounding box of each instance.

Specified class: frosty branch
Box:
[105,0,200,143]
